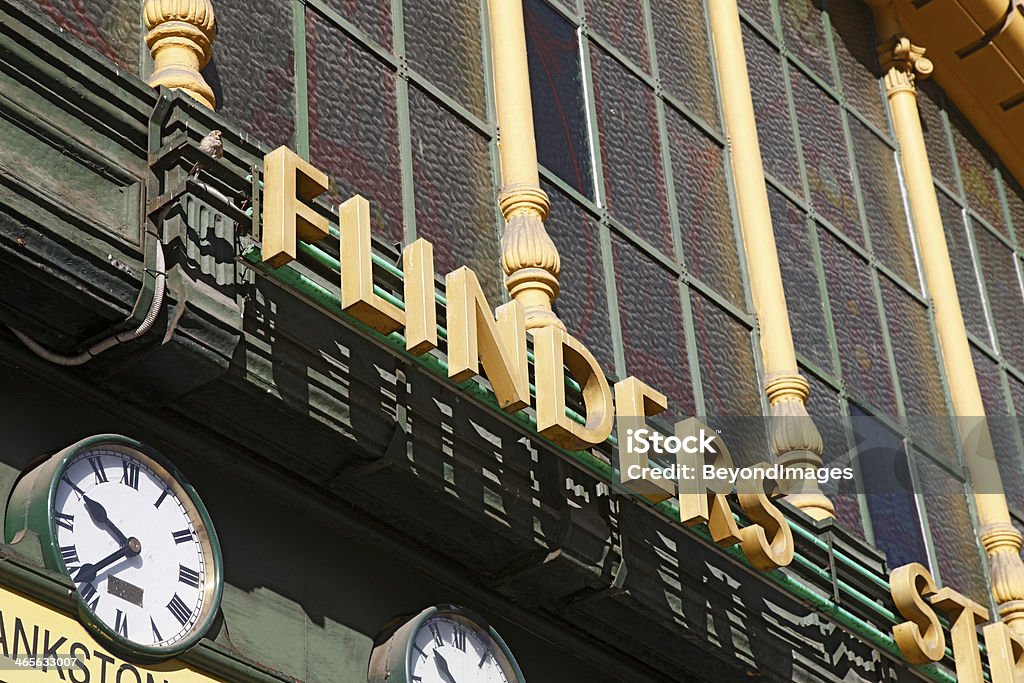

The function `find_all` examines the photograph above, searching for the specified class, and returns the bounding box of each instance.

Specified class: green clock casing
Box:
[367,604,526,683]
[4,434,224,662]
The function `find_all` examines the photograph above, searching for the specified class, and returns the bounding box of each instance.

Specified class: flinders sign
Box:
[258,146,817,573]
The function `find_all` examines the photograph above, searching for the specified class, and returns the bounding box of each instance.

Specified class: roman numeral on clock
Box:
[172,529,193,544]
[62,474,84,496]
[115,609,128,638]
[429,623,443,647]
[60,545,79,568]
[154,488,169,509]
[120,461,140,490]
[151,617,163,642]
[453,626,467,652]
[54,512,74,532]
[179,564,201,589]
[88,456,107,484]
[167,594,192,625]
[79,581,99,610]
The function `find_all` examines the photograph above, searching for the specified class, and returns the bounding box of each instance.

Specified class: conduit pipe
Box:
[7,214,168,366]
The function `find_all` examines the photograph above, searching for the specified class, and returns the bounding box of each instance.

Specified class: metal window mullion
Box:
[292,0,310,160]
[479,0,504,301]
[393,0,416,244]
[904,440,944,586]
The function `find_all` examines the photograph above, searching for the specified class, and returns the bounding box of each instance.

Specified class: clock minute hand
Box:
[82,495,129,546]
[74,537,142,585]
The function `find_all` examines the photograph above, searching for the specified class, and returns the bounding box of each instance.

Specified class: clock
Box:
[367,605,525,683]
[3,434,223,661]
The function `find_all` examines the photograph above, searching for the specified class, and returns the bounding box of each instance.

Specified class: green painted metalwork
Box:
[241,245,965,682]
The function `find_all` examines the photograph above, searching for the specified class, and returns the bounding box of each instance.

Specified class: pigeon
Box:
[189,130,224,176]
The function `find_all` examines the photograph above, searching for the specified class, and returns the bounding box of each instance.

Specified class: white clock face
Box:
[408,613,517,683]
[52,445,215,650]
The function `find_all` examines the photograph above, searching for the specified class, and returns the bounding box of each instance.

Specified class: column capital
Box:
[878,35,933,95]
[144,0,217,109]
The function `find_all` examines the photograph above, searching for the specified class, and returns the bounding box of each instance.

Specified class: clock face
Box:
[47,441,220,655]
[406,610,521,683]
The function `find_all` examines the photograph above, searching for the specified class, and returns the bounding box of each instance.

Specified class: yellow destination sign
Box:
[0,584,220,682]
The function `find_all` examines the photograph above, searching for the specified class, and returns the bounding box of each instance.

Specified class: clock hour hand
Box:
[74,537,142,585]
[82,495,129,546]
[434,651,458,683]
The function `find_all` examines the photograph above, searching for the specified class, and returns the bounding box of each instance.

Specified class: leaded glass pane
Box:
[853,406,929,568]
[806,373,863,538]
[742,21,802,194]
[318,0,392,50]
[1005,374,1024,516]
[28,0,141,71]
[950,113,1008,236]
[973,346,1024,514]
[591,46,672,254]
[691,293,761,467]
[973,223,1024,369]
[826,0,888,132]
[917,454,987,604]
[821,230,897,414]
[1005,175,1024,237]
[543,181,615,371]
[917,82,958,192]
[213,0,295,148]
[612,234,694,419]
[525,0,594,197]
[768,188,833,373]
[778,0,832,86]
[850,120,916,288]
[938,189,990,343]
[851,120,917,286]
[690,295,758,414]
[403,0,486,117]
[666,108,743,307]
[649,0,718,129]
[741,0,775,35]
[307,11,403,244]
[409,86,503,304]
[880,278,955,466]
[584,0,649,72]
[792,71,861,241]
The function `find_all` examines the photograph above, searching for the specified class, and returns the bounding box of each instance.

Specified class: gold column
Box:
[487,0,562,330]
[706,0,834,519]
[871,6,1024,633]
[143,0,217,110]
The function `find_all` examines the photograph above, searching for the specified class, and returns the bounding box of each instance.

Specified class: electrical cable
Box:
[6,213,168,366]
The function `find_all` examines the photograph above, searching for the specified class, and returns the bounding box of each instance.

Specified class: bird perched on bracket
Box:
[189,130,224,177]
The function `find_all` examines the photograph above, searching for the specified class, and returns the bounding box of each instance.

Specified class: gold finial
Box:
[144,0,217,109]
[879,35,933,95]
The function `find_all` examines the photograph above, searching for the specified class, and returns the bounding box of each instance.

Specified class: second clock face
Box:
[408,611,518,683]
[52,444,214,651]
